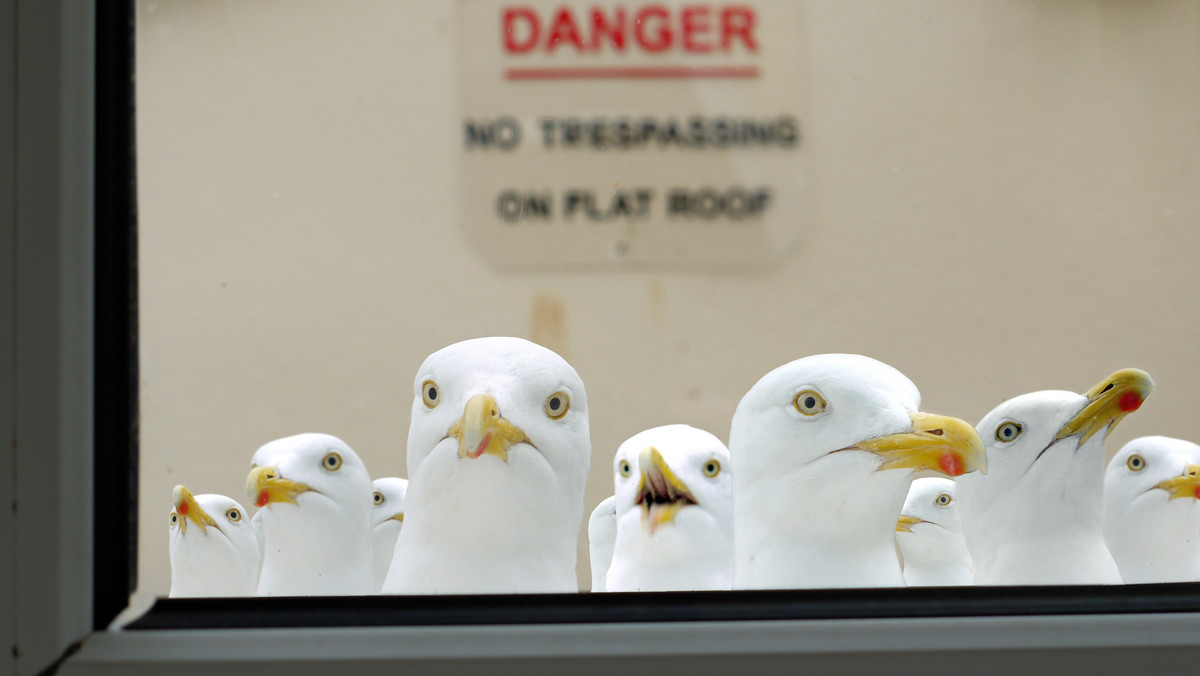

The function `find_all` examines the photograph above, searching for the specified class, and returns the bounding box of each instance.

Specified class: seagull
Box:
[603,424,734,592]
[1103,436,1200,583]
[895,477,973,586]
[729,353,986,589]
[247,432,375,595]
[168,486,261,597]
[588,496,617,592]
[370,477,409,593]
[957,369,1154,585]
[383,337,591,594]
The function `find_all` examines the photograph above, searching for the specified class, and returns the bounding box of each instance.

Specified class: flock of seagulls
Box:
[168,337,1200,597]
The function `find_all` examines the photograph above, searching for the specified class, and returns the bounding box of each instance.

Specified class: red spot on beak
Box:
[1119,392,1143,412]
[468,433,493,459]
[939,451,965,477]
[1194,485,1200,501]
[256,490,270,507]
[177,500,188,515]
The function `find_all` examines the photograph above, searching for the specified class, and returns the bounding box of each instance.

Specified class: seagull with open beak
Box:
[957,368,1154,585]
[597,424,734,591]
[383,337,590,594]
[729,353,987,589]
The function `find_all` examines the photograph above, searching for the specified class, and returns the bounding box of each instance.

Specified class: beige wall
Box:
[135,0,1200,600]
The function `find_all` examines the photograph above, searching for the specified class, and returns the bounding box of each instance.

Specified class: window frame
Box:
[7,1,1200,673]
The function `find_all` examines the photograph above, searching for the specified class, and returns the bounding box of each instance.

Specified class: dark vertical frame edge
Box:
[92,0,137,632]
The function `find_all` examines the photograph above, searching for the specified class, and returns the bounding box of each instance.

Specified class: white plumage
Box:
[383,337,590,594]
[895,478,972,586]
[729,354,986,589]
[1103,436,1200,583]
[957,369,1154,585]
[248,432,374,596]
[602,424,733,592]
[588,496,617,592]
[168,487,261,597]
[370,477,408,593]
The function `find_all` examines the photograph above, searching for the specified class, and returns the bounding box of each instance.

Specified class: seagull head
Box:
[168,486,260,596]
[1105,436,1200,521]
[371,477,409,531]
[246,433,372,520]
[730,353,986,488]
[612,424,731,536]
[896,477,964,536]
[407,336,590,499]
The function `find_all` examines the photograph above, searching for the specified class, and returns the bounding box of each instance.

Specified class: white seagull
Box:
[383,337,591,594]
[168,486,261,597]
[729,353,986,589]
[957,368,1154,585]
[370,477,409,593]
[247,432,375,596]
[602,424,734,592]
[1103,436,1200,583]
[588,496,617,592]
[895,478,973,586]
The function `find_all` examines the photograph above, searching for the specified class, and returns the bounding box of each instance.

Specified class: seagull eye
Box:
[935,493,953,507]
[169,512,179,526]
[703,460,721,478]
[373,491,385,506]
[322,452,343,472]
[421,380,440,409]
[793,390,827,416]
[618,459,632,477]
[545,390,571,420]
[225,508,241,522]
[995,422,1023,443]
[1126,454,1145,472]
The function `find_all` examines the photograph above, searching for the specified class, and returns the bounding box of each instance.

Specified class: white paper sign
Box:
[458,1,808,268]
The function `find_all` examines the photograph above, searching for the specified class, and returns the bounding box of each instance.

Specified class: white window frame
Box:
[6,3,1200,674]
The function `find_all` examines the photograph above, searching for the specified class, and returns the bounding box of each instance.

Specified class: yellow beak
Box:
[853,412,987,477]
[1054,368,1154,445]
[246,465,312,508]
[636,446,697,533]
[172,485,217,534]
[450,393,529,461]
[895,514,926,533]
[1155,464,1200,501]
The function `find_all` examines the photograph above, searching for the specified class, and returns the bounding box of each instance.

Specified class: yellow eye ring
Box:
[421,380,440,408]
[169,512,179,526]
[995,422,1023,443]
[793,390,827,416]
[1126,454,1146,472]
[703,459,721,477]
[225,508,241,522]
[935,493,952,507]
[373,491,385,506]
[618,459,632,477]
[545,390,570,420]
[322,452,343,472]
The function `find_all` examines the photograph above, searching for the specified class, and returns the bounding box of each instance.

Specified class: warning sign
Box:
[458,1,808,268]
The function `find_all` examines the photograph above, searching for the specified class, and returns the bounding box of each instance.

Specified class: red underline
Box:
[504,65,760,80]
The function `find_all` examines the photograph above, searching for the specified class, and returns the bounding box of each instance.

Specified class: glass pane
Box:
[135,0,1200,602]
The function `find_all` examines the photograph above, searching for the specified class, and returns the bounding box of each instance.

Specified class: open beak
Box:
[853,412,987,477]
[450,393,530,461]
[1155,464,1200,501]
[1054,369,1154,445]
[895,514,926,533]
[246,465,312,508]
[172,485,217,534]
[636,446,697,534]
